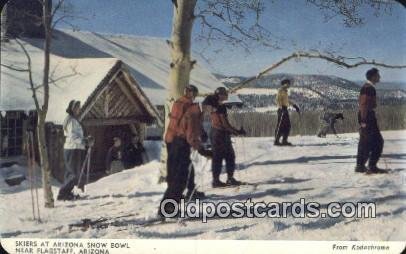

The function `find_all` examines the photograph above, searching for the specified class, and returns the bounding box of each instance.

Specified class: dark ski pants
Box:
[211,129,236,180]
[166,142,195,192]
[275,107,291,143]
[162,137,192,208]
[356,111,384,168]
[58,149,85,198]
[317,124,337,137]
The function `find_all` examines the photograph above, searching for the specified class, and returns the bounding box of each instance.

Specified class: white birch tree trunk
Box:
[159,0,197,180]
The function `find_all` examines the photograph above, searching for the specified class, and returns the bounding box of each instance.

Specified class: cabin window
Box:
[0,111,24,157]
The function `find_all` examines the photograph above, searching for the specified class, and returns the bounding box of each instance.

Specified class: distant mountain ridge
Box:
[218,73,347,89]
[214,73,406,111]
[215,73,406,91]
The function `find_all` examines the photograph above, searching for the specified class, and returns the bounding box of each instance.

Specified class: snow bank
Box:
[0,131,405,240]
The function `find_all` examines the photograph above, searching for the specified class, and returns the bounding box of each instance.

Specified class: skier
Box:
[208,87,246,188]
[317,112,344,138]
[57,100,92,200]
[355,68,388,174]
[201,94,219,149]
[274,79,300,146]
[159,85,211,216]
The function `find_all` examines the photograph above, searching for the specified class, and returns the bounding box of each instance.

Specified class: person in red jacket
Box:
[164,86,205,200]
[159,85,211,217]
[208,87,246,187]
[355,68,387,174]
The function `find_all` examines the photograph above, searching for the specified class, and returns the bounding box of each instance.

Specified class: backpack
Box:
[164,97,193,143]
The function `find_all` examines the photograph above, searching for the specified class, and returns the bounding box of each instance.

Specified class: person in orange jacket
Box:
[207,87,246,188]
[164,86,206,200]
[159,85,211,217]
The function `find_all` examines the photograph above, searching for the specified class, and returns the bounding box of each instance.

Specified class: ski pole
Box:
[242,136,248,180]
[184,150,210,202]
[274,109,284,143]
[298,113,302,145]
[177,159,195,225]
[77,148,90,191]
[184,150,200,199]
[26,132,36,220]
[85,146,92,190]
[237,135,248,179]
[29,131,41,222]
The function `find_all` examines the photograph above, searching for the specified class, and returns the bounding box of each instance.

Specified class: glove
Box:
[201,129,208,143]
[238,127,247,136]
[336,113,344,120]
[198,147,212,158]
[293,104,300,114]
[84,136,95,147]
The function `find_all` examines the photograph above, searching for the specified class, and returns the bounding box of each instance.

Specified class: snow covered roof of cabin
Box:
[0,29,239,108]
[0,39,161,125]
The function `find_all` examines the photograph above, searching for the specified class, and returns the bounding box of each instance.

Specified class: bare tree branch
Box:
[195,0,282,53]
[229,51,406,93]
[51,0,89,30]
[306,0,398,26]
[49,65,79,85]
[51,0,65,18]
[0,64,29,72]
[14,39,42,112]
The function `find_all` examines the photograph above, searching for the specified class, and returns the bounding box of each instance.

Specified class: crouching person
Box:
[159,85,211,218]
[317,112,344,138]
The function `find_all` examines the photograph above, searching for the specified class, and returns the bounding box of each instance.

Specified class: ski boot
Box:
[186,190,206,200]
[281,141,293,146]
[212,179,227,188]
[57,192,80,201]
[226,177,242,186]
[354,165,367,173]
[365,166,389,174]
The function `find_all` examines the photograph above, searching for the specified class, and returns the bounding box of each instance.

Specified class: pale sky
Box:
[58,0,406,82]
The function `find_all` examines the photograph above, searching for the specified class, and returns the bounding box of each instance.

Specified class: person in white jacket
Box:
[57,100,87,200]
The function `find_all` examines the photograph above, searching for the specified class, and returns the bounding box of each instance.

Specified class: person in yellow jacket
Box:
[274,79,300,146]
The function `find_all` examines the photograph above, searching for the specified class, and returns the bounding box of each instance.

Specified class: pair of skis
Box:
[77,145,92,193]
[26,131,41,222]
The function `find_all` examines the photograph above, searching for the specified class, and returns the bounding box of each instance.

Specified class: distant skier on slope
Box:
[206,87,246,188]
[317,112,344,138]
[159,85,211,217]
[274,79,300,146]
[354,68,388,174]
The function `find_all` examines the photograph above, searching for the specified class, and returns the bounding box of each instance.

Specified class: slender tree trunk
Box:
[168,0,197,99]
[159,0,197,179]
[37,114,54,208]
[38,0,54,208]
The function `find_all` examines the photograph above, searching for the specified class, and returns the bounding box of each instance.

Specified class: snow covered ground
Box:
[1,131,405,240]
